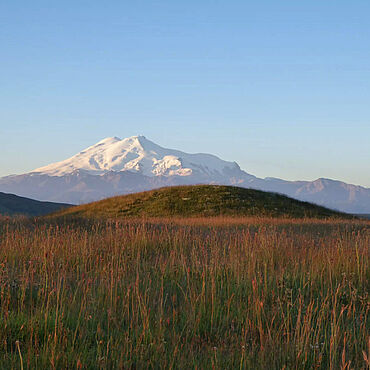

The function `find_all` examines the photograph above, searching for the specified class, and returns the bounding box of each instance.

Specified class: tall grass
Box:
[0,217,369,369]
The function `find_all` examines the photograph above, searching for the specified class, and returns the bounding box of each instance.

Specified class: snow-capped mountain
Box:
[0,135,369,213]
[32,135,245,179]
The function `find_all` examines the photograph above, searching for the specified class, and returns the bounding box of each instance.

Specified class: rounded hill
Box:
[52,185,348,219]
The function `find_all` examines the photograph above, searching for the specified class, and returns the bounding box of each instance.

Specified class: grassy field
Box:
[0,216,368,369]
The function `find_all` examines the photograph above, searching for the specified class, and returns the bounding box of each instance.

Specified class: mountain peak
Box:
[31,135,243,178]
[121,135,150,146]
[0,136,369,213]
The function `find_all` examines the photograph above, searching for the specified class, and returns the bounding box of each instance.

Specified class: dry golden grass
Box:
[0,216,368,369]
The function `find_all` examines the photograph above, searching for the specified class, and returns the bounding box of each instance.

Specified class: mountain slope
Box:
[53,185,348,219]
[0,135,369,213]
[32,136,248,180]
[0,192,72,216]
[246,177,370,214]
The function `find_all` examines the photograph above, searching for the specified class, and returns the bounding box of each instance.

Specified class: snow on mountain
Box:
[0,135,369,213]
[32,136,242,178]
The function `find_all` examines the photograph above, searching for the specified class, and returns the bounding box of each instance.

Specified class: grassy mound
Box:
[54,185,347,219]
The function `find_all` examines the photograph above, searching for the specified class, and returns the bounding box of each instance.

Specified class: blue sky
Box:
[1,1,369,187]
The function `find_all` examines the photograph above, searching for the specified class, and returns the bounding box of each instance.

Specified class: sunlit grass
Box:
[53,185,348,219]
[0,217,368,369]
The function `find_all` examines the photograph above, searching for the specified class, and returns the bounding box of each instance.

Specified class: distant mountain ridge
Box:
[0,135,369,213]
[0,191,71,216]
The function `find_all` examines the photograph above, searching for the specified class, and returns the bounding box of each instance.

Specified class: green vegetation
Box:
[0,216,368,369]
[0,191,71,216]
[54,185,348,219]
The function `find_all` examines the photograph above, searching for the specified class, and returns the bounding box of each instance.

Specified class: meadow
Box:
[0,216,368,369]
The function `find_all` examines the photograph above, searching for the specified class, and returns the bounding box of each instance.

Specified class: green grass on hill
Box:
[54,185,348,219]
